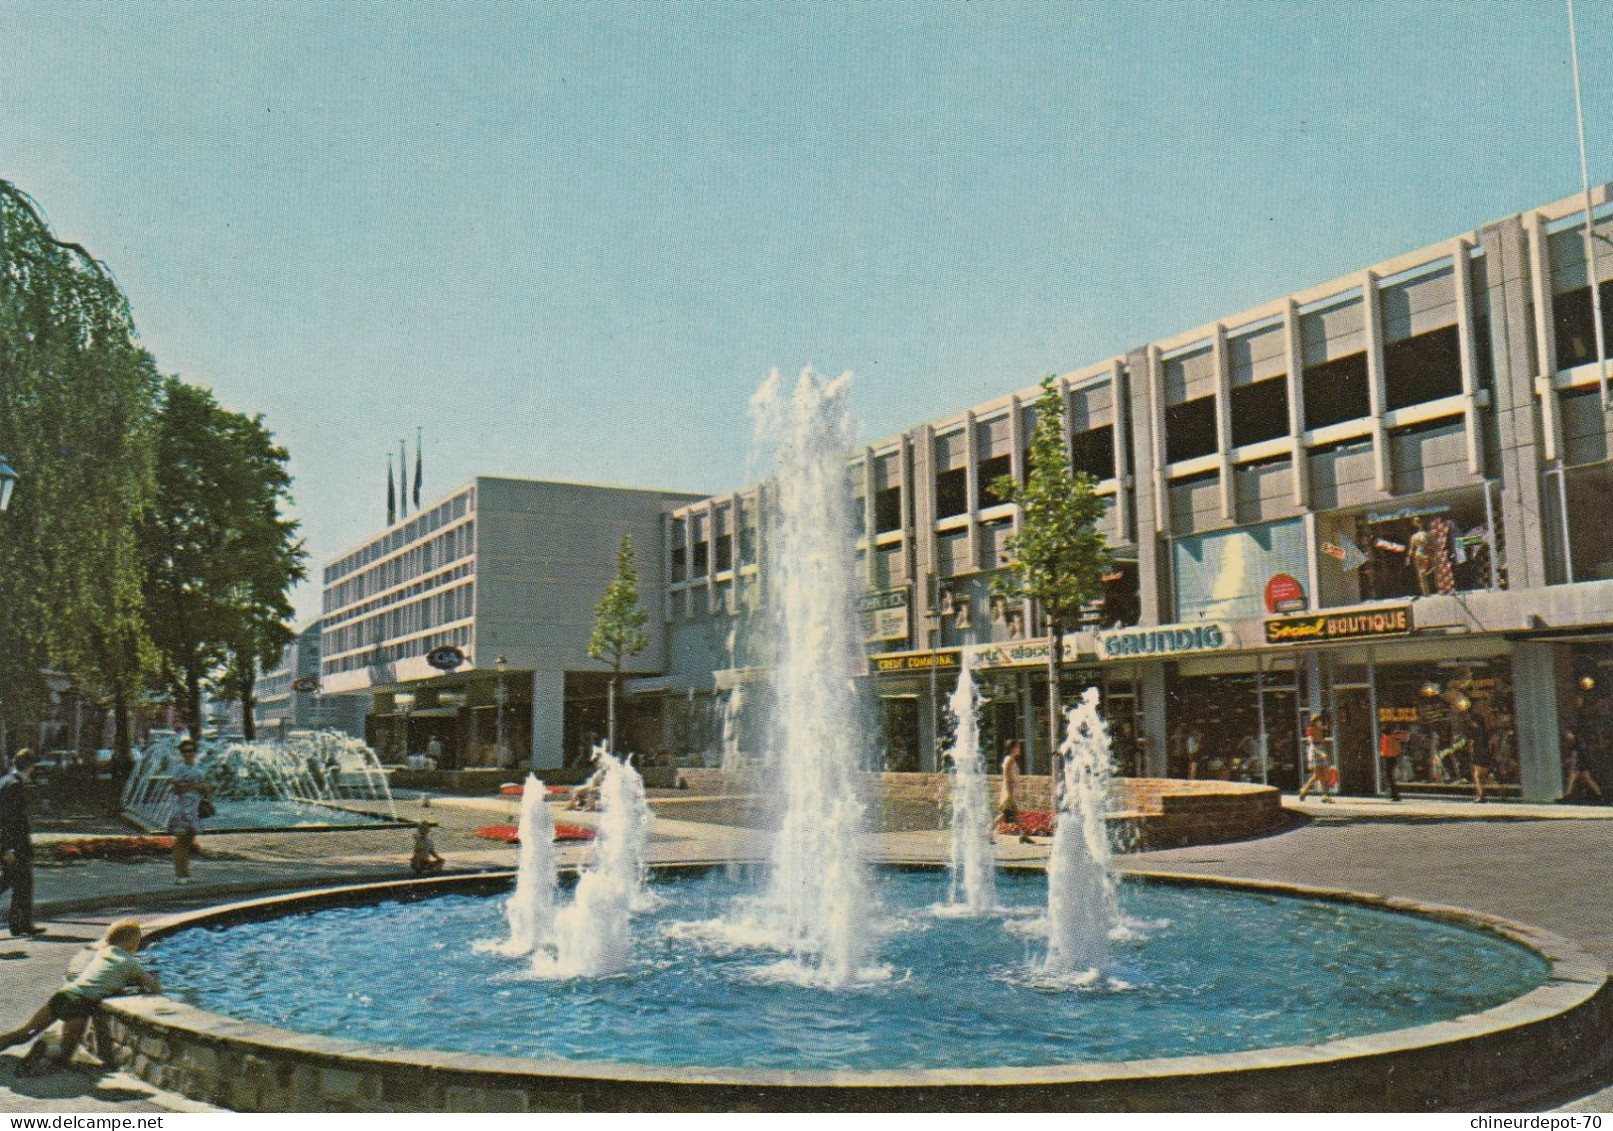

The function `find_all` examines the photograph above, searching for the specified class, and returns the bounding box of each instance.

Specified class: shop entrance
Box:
[1329,683,1377,795]
[878,696,921,772]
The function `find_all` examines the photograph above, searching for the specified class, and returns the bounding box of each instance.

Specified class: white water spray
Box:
[745,367,872,986]
[1043,687,1120,976]
[945,661,997,914]
[477,774,556,957]
[540,751,655,978]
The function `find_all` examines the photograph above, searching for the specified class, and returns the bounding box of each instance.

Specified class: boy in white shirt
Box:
[0,919,160,1072]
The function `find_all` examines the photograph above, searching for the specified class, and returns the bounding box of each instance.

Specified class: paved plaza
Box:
[0,791,1609,1112]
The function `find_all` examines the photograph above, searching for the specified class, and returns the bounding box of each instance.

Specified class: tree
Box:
[588,534,649,755]
[142,379,305,735]
[0,180,160,753]
[990,375,1112,799]
[213,411,306,739]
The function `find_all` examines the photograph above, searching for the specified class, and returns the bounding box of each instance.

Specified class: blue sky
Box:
[3,1,1609,623]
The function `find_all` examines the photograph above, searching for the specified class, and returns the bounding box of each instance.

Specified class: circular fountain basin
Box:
[101,867,1609,1112]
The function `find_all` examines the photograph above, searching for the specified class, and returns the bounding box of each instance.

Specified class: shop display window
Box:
[1374,660,1518,790]
[1565,650,1613,802]
[1316,486,1503,606]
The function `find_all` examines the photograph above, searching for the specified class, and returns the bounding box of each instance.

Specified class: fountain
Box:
[477,773,556,958]
[943,660,997,915]
[538,751,654,977]
[123,731,399,832]
[122,371,1590,1112]
[1043,687,1121,977]
[738,367,872,985]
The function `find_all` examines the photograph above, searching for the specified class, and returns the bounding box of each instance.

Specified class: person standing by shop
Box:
[1379,729,1404,802]
[1297,712,1335,803]
[0,752,43,936]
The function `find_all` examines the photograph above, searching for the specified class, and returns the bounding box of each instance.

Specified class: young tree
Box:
[588,534,650,755]
[990,375,1112,799]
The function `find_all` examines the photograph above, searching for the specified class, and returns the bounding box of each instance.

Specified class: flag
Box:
[399,440,408,519]
[413,426,423,509]
[386,454,396,526]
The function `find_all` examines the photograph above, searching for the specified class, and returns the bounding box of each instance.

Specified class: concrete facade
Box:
[319,477,704,770]
[643,185,1613,801]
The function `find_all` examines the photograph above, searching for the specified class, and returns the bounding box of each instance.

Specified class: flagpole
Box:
[414,425,423,510]
[399,439,409,519]
[1567,0,1611,412]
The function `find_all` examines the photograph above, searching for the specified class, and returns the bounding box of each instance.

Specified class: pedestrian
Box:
[1185,725,1204,780]
[425,734,444,771]
[167,738,210,885]
[0,919,160,1074]
[1561,731,1604,803]
[997,741,1022,825]
[1468,725,1496,803]
[0,751,42,937]
[1379,729,1404,801]
[1297,712,1335,803]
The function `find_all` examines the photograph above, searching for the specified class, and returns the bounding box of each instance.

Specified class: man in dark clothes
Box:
[0,751,43,937]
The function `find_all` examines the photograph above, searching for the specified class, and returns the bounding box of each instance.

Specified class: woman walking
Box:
[167,739,210,885]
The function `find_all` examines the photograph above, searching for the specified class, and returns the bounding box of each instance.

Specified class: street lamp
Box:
[494,655,509,769]
[0,455,17,512]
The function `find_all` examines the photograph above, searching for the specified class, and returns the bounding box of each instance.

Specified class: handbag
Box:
[197,796,216,820]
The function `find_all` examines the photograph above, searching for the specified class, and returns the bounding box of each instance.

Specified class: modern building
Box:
[255,621,366,738]
[318,477,704,770]
[635,184,1613,802]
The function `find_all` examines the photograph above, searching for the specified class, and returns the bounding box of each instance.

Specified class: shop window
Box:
[1375,660,1518,790]
[1384,325,1463,410]
[1230,378,1289,447]
[1552,279,1613,368]
[977,453,1012,507]
[1321,489,1499,604]
[715,533,732,573]
[875,485,903,533]
[1303,353,1370,430]
[1068,424,1114,481]
[1165,396,1217,463]
[935,467,968,518]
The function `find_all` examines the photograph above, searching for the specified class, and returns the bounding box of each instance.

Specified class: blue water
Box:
[148,869,1549,1071]
[136,800,392,831]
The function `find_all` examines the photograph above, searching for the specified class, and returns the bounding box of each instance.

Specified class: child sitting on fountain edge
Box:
[0,919,161,1074]
[410,821,445,875]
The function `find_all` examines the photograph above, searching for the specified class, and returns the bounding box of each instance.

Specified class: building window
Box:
[977,453,1012,507]
[875,485,902,533]
[935,467,967,519]
[692,540,709,578]
[671,546,686,583]
[1384,325,1463,410]
[715,533,733,573]
[1068,424,1113,481]
[738,523,756,566]
[1553,279,1613,368]
[1230,378,1289,447]
[1165,397,1217,463]
[1303,352,1370,430]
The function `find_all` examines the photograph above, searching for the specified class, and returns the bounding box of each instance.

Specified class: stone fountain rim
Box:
[107,861,1606,1098]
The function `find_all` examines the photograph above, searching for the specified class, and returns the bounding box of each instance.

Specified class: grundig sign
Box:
[1264,606,1414,645]
[1097,623,1232,660]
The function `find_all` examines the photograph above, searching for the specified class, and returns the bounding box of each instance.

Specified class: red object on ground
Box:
[499,784,572,797]
[473,824,595,843]
[51,836,177,861]
[997,809,1054,838]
